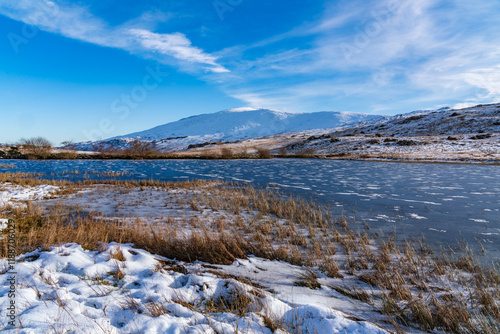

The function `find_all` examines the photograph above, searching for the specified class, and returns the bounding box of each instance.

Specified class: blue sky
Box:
[1,0,500,144]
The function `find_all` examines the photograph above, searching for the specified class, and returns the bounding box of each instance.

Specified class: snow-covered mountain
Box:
[75,108,384,152]
[118,108,382,141]
[283,103,500,162]
[324,103,500,136]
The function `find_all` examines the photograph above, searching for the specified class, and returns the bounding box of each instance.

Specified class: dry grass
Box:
[108,247,126,261]
[0,211,248,265]
[144,298,170,317]
[0,163,15,168]
[329,284,371,303]
[256,148,272,159]
[0,171,218,190]
[205,281,262,316]
[294,269,321,290]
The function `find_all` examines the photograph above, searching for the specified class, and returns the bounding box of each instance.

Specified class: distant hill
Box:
[282,103,500,163]
[73,108,384,152]
[328,103,500,137]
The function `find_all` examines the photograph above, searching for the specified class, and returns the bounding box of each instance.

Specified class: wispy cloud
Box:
[214,0,500,112]
[129,29,228,73]
[0,0,227,73]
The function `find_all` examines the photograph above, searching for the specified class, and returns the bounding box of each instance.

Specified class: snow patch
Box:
[0,183,60,208]
[0,219,8,231]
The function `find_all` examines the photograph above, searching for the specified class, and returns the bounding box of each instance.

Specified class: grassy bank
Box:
[2,150,499,165]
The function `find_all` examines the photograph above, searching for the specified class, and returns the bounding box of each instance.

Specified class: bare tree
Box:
[220,147,234,158]
[256,148,272,159]
[18,137,52,156]
[125,139,158,157]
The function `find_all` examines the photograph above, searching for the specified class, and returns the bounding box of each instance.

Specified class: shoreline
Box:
[1,154,500,165]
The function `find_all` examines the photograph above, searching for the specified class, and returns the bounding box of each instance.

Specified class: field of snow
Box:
[332,103,500,137]
[285,133,500,163]
[0,243,387,333]
[0,183,60,208]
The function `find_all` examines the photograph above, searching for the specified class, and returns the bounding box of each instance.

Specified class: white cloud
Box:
[214,0,500,112]
[0,0,227,73]
[129,29,229,73]
[459,67,500,98]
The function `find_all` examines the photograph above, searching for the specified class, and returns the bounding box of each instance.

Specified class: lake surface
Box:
[2,159,499,263]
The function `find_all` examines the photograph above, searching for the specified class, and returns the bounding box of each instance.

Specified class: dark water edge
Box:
[1,159,499,265]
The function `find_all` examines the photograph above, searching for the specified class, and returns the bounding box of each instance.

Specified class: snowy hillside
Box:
[283,103,500,163]
[329,103,500,136]
[120,108,381,141]
[74,108,383,152]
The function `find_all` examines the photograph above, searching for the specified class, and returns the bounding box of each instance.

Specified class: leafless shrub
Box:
[92,142,117,154]
[125,139,159,157]
[18,137,52,157]
[256,148,272,159]
[220,147,234,158]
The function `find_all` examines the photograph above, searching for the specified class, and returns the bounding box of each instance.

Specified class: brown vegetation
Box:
[124,139,160,157]
[18,137,52,158]
[220,147,234,158]
[256,148,272,159]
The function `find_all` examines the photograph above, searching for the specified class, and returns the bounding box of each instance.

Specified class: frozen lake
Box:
[2,159,499,263]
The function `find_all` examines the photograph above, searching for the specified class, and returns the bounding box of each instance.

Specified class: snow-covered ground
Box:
[0,243,388,333]
[333,103,500,137]
[0,183,60,208]
[0,218,8,230]
[285,133,500,162]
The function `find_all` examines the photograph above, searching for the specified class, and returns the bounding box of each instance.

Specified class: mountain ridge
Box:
[74,108,384,152]
[113,108,382,141]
